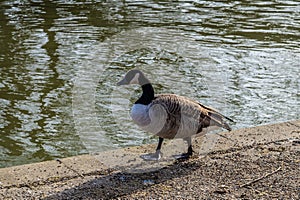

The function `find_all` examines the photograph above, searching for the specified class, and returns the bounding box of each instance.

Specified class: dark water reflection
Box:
[0,0,299,168]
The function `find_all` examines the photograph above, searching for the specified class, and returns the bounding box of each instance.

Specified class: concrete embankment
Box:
[0,120,299,199]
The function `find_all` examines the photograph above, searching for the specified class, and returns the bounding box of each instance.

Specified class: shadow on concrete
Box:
[43,159,202,199]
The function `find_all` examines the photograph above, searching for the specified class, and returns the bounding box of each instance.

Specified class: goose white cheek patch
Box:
[129,73,140,84]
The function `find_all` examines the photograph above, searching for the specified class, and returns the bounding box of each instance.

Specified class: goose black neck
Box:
[135,83,154,105]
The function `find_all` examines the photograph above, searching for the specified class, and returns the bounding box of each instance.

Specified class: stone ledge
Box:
[0,120,299,199]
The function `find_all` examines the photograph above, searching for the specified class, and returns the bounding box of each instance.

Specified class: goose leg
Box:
[140,137,163,161]
[173,137,194,160]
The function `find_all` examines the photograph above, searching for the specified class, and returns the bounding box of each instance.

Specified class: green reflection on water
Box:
[0,0,299,168]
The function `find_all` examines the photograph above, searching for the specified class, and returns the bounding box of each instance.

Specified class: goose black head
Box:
[117,69,150,86]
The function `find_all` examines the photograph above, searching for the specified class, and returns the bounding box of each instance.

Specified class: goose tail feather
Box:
[208,111,233,131]
[197,102,233,131]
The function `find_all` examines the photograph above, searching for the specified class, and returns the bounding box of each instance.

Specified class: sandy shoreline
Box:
[1,120,299,199]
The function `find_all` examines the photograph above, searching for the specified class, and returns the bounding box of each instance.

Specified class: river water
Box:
[0,0,299,168]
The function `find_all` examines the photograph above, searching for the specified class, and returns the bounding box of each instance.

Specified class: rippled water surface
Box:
[0,0,299,168]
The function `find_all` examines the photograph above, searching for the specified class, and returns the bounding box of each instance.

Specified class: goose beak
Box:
[117,78,128,86]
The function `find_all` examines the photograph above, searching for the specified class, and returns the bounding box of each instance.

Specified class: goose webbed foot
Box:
[140,150,162,161]
[173,153,191,160]
[173,146,194,160]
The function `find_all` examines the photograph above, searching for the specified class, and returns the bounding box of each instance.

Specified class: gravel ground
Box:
[1,121,299,199]
[44,139,299,199]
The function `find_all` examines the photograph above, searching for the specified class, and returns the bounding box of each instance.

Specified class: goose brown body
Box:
[148,93,231,140]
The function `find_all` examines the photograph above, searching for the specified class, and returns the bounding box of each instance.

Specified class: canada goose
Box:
[117,69,233,161]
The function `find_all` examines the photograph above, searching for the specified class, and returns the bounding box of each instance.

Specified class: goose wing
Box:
[196,101,233,131]
[149,94,232,138]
